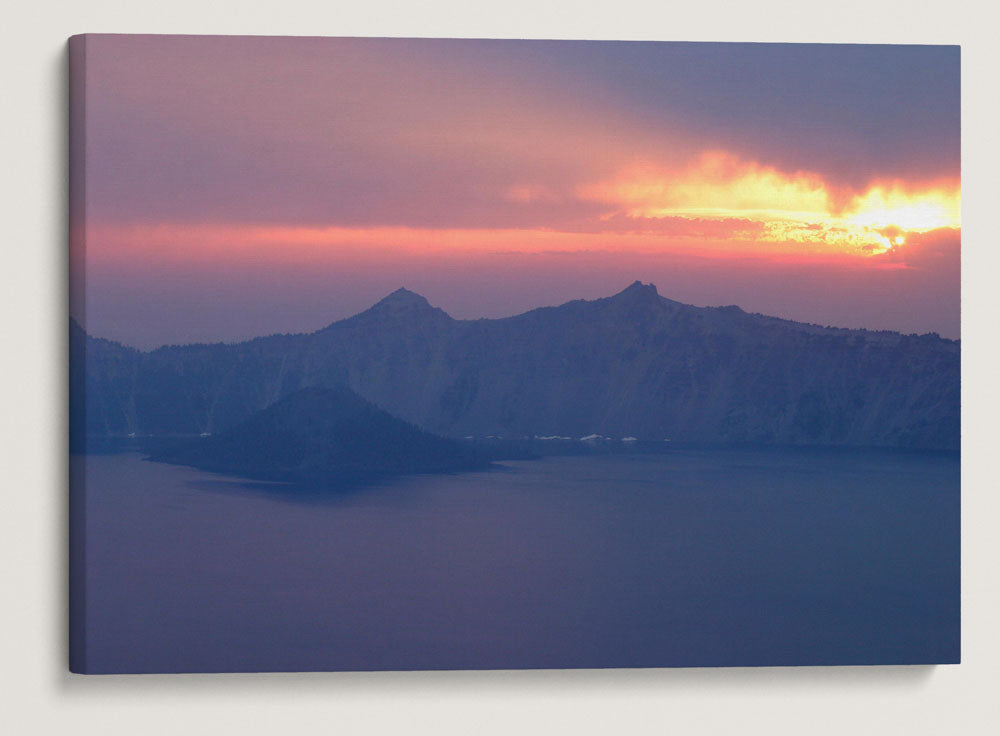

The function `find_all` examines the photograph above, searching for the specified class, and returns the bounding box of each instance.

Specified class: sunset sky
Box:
[71,35,960,348]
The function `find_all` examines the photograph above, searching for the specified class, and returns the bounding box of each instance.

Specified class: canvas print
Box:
[69,35,960,673]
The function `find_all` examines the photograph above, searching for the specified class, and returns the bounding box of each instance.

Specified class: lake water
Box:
[72,448,959,672]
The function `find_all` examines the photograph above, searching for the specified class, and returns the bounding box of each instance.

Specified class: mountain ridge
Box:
[71,283,960,451]
[79,283,957,354]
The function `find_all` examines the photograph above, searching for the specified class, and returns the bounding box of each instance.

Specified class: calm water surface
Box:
[74,448,959,672]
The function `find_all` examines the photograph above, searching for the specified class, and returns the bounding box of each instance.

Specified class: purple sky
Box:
[70,35,960,348]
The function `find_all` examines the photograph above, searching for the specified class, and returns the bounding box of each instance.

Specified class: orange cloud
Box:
[84,151,959,269]
[581,152,831,221]
[578,151,960,255]
[843,184,961,231]
[86,220,886,271]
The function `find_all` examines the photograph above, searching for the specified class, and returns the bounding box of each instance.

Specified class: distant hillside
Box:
[71,282,960,451]
[154,386,488,483]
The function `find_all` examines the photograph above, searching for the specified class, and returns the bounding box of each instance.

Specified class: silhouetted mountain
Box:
[70,317,143,452]
[154,386,488,483]
[71,282,960,451]
[339,287,453,327]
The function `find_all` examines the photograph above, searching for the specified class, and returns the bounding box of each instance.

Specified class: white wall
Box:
[3,1,998,734]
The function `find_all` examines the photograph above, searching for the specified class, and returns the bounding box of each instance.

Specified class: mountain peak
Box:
[612,281,660,300]
[377,287,431,308]
[342,287,453,325]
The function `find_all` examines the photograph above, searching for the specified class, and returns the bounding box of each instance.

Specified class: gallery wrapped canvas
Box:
[69,34,960,673]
